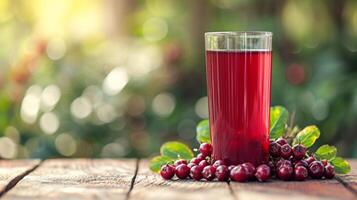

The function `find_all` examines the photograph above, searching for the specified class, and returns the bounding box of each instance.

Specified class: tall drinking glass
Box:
[205,32,272,166]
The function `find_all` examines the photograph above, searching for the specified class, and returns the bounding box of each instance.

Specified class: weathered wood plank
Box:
[0,160,40,195]
[230,178,355,200]
[337,160,357,192]
[130,160,234,200]
[2,159,136,200]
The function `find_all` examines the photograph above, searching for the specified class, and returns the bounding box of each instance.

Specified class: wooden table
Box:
[0,159,356,200]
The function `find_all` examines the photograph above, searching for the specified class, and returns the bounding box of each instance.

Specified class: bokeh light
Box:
[70,97,93,119]
[41,84,61,111]
[0,137,17,158]
[142,17,168,42]
[152,93,176,117]
[20,85,42,124]
[102,67,129,96]
[195,96,209,119]
[55,133,77,156]
[39,112,60,134]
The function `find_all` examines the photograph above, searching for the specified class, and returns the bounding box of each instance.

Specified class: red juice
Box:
[205,50,272,166]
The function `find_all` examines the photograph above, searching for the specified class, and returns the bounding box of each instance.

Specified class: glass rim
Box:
[205,31,272,37]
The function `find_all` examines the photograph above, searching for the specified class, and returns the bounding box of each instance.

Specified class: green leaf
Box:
[160,141,194,160]
[270,106,289,139]
[315,145,337,160]
[293,125,320,148]
[196,119,210,144]
[149,156,173,173]
[330,157,351,174]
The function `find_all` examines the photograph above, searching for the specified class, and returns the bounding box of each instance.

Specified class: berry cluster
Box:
[160,139,336,182]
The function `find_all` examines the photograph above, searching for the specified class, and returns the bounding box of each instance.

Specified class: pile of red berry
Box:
[160,138,336,182]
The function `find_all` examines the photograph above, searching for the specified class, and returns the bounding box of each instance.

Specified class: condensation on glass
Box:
[205,31,272,51]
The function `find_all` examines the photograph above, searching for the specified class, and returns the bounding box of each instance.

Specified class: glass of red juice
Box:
[205,32,272,166]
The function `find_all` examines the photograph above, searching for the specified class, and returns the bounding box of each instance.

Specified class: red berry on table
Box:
[190,157,202,165]
[277,165,293,181]
[215,165,229,181]
[280,144,293,159]
[276,159,292,168]
[242,162,256,180]
[324,164,335,179]
[292,144,307,160]
[202,165,216,181]
[230,165,249,182]
[267,161,276,175]
[321,159,328,166]
[160,164,175,180]
[190,165,203,180]
[269,142,281,157]
[294,166,308,181]
[228,165,235,171]
[174,159,188,167]
[187,163,197,169]
[199,160,209,169]
[213,160,225,169]
[196,153,206,160]
[255,164,271,182]
[309,161,324,179]
[276,137,288,146]
[305,156,316,165]
[294,160,308,168]
[175,164,190,179]
[199,143,213,157]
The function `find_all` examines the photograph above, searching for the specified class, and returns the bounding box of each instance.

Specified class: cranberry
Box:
[228,165,235,171]
[187,163,197,169]
[202,165,216,181]
[160,164,175,180]
[276,159,292,168]
[305,156,316,165]
[280,144,293,159]
[190,165,203,180]
[175,164,190,179]
[294,160,308,168]
[324,164,335,179]
[199,143,213,157]
[215,165,229,181]
[277,165,293,181]
[294,166,308,181]
[292,144,306,160]
[269,142,281,157]
[190,157,202,165]
[309,161,324,179]
[230,165,249,182]
[255,164,271,182]
[267,161,276,175]
[276,137,288,146]
[321,159,328,166]
[174,159,188,167]
[213,160,225,168]
[269,142,281,158]
[196,153,206,160]
[242,162,256,179]
[199,160,209,169]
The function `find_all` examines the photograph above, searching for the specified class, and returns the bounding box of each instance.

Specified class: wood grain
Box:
[230,178,355,200]
[129,160,234,200]
[338,160,357,192]
[1,159,136,200]
[0,160,40,194]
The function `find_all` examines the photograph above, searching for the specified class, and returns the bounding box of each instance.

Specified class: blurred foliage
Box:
[0,0,356,159]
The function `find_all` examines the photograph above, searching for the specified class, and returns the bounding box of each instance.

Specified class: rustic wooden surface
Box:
[0,159,355,200]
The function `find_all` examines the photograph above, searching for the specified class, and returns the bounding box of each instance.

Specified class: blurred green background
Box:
[0,0,356,159]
